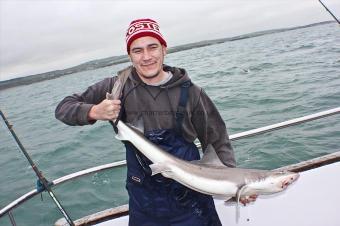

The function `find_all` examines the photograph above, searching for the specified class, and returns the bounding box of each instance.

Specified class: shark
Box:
[114,119,299,221]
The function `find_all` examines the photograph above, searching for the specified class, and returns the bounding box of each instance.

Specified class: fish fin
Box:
[106,92,114,100]
[194,144,226,167]
[149,163,171,176]
[235,184,248,223]
[223,197,233,204]
[223,196,235,203]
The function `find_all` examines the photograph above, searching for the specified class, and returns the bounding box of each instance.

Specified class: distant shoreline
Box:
[0,21,334,91]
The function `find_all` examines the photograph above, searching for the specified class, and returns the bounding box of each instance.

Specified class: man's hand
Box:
[88,99,121,121]
[239,194,258,206]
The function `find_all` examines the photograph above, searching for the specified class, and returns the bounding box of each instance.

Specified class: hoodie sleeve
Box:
[55,77,115,126]
[192,89,236,167]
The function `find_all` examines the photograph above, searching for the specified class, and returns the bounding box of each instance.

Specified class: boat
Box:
[1,107,339,226]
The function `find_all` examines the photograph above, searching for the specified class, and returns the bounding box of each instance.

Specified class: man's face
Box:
[129,36,167,82]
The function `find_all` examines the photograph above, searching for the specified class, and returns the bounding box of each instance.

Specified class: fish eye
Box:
[277,171,286,175]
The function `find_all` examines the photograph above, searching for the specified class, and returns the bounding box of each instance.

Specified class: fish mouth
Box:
[281,173,299,189]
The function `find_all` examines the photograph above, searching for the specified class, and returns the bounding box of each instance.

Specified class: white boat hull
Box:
[95,161,340,226]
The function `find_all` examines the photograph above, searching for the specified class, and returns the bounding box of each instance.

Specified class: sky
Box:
[0,0,339,81]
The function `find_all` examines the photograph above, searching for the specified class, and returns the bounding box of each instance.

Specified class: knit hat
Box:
[126,18,167,53]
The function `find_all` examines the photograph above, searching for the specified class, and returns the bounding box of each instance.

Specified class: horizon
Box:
[0,20,331,83]
[1,0,339,81]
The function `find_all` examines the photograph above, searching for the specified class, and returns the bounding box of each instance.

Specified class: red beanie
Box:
[126,18,167,53]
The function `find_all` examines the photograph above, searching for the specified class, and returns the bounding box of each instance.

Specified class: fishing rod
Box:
[318,0,340,24]
[0,110,75,226]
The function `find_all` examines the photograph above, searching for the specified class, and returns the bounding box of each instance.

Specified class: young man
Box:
[56,18,237,226]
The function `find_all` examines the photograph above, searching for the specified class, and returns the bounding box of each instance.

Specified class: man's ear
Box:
[128,55,133,64]
[162,46,167,56]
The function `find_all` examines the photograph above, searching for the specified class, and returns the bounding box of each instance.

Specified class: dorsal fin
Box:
[194,144,226,167]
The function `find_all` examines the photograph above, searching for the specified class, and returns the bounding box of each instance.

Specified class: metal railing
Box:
[229,107,340,140]
[1,106,340,222]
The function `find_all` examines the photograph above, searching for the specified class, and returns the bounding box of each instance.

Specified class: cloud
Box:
[0,0,339,81]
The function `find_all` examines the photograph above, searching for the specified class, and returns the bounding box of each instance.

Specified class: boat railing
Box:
[1,106,340,224]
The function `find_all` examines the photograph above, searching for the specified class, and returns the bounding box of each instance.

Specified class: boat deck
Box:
[54,156,340,226]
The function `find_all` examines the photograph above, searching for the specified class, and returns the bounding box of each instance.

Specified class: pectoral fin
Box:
[149,163,171,176]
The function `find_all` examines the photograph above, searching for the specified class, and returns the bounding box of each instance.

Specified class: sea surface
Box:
[0,22,339,226]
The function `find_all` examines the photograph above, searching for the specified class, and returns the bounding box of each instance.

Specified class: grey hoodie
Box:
[55,65,236,167]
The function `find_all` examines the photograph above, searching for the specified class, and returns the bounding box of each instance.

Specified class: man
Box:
[56,18,247,226]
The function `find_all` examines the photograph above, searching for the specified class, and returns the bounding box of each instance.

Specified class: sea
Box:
[0,22,339,226]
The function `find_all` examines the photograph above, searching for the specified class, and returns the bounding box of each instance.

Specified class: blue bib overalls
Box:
[125,129,222,226]
[122,82,222,226]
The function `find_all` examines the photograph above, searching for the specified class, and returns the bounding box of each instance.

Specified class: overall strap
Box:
[175,81,191,135]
